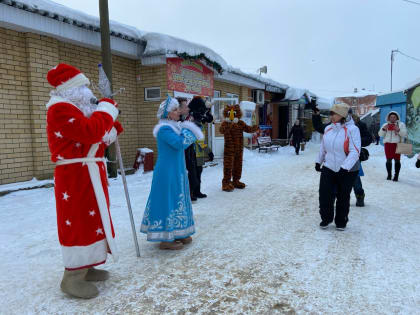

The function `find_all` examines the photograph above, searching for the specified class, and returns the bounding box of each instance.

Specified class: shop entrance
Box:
[278,105,289,139]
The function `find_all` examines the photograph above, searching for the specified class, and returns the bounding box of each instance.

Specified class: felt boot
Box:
[159,241,183,250]
[85,267,109,281]
[175,236,192,245]
[60,269,99,299]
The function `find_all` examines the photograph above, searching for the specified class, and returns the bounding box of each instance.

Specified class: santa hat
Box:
[47,63,90,92]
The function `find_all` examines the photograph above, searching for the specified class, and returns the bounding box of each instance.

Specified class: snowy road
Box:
[1,143,419,314]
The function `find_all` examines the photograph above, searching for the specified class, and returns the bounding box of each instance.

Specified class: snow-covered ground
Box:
[1,143,419,314]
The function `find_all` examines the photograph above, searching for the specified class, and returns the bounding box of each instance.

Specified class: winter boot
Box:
[222,180,234,192]
[195,184,207,198]
[60,269,99,299]
[159,241,183,250]
[233,180,246,189]
[85,267,109,281]
[356,194,365,207]
[386,160,392,180]
[175,236,192,245]
[319,221,331,229]
[393,161,401,182]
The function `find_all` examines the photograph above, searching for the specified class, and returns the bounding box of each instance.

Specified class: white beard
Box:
[50,85,97,117]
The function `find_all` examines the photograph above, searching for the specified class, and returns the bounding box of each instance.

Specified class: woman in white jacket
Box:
[315,103,361,231]
[378,111,407,181]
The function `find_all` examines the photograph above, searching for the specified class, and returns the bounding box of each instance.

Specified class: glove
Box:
[416,160,420,168]
[98,98,118,107]
[315,163,321,172]
[114,121,124,135]
[208,151,214,162]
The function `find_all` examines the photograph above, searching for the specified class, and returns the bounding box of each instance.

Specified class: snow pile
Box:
[0,178,53,194]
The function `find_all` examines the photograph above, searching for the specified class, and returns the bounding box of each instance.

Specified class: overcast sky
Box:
[58,0,420,98]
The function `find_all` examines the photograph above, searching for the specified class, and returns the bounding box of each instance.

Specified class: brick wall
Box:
[0,28,33,185]
[136,63,167,159]
[0,27,142,184]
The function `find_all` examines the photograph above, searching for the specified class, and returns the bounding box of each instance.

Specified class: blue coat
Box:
[140,120,203,242]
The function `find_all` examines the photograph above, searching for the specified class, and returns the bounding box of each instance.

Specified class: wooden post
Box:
[99,0,117,178]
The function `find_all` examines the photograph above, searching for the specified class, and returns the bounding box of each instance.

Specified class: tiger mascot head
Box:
[223,104,242,123]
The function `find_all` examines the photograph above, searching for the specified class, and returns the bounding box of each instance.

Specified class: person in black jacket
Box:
[312,106,371,207]
[289,120,305,155]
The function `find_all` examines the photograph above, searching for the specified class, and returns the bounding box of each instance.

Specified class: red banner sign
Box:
[167,58,214,97]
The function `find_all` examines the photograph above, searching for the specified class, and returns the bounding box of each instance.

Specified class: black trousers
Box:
[293,139,301,154]
[194,166,203,195]
[319,167,358,227]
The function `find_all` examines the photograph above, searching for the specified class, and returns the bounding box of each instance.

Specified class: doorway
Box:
[278,105,289,139]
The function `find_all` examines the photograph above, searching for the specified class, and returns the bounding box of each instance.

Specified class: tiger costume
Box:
[219,104,259,191]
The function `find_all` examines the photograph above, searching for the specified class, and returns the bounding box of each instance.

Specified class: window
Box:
[145,87,161,101]
[226,93,239,99]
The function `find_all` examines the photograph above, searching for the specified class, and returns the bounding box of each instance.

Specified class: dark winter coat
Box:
[312,114,371,147]
[289,125,304,142]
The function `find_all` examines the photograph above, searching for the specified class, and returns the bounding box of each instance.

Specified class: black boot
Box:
[393,160,401,182]
[386,160,392,180]
[356,193,365,207]
[195,183,207,198]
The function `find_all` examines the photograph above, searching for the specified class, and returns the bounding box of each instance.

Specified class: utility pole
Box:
[99,0,117,178]
[391,49,399,92]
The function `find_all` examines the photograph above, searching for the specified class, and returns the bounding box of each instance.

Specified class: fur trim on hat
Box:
[331,103,349,118]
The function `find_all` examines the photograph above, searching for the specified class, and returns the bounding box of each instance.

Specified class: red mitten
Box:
[114,121,124,135]
[98,98,118,108]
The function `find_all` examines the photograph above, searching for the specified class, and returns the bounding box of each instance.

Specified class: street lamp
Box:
[391,49,399,92]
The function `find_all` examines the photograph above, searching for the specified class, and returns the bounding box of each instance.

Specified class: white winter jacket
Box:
[378,111,407,144]
[316,118,361,172]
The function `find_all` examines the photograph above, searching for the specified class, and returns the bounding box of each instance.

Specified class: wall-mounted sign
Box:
[167,57,214,97]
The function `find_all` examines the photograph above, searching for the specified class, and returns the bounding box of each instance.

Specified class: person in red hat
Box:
[46,63,123,299]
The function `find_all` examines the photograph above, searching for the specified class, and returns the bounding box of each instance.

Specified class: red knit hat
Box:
[47,63,90,91]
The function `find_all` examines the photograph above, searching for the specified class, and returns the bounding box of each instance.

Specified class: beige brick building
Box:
[0,1,287,185]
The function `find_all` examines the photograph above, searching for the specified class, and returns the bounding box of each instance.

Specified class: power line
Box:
[396,50,420,63]
[401,0,420,5]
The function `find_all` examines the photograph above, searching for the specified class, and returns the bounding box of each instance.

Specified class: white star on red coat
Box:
[54,131,63,138]
[96,228,103,235]
[68,118,75,123]
[75,142,81,148]
[89,210,96,216]
[62,192,70,201]
[65,220,71,226]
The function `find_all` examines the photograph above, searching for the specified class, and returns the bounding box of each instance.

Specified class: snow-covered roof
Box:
[405,78,420,91]
[0,0,290,92]
[0,0,145,41]
[360,108,380,120]
[335,91,378,98]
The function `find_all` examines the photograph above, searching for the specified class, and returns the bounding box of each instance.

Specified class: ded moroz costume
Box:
[46,63,122,299]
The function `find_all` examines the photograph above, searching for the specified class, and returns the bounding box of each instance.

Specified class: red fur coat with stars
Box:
[46,96,121,270]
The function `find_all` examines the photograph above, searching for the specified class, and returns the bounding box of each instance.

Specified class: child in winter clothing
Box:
[315,103,361,230]
[378,111,407,181]
[140,97,203,250]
